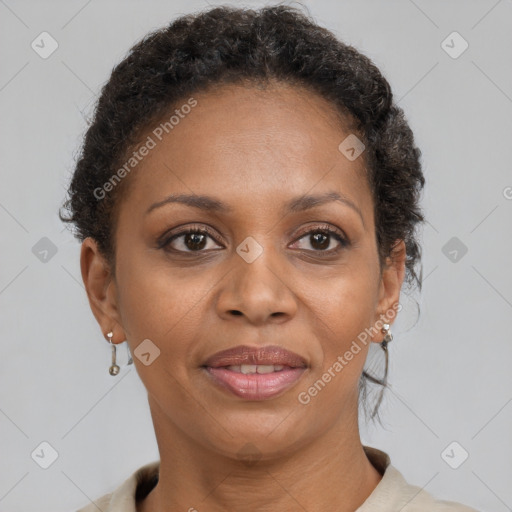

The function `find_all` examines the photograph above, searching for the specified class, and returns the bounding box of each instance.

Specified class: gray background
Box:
[1,0,511,511]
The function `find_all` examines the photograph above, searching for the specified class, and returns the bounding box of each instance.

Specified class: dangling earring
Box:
[380,323,393,351]
[106,331,133,375]
[362,323,394,419]
[379,323,393,388]
[107,331,120,376]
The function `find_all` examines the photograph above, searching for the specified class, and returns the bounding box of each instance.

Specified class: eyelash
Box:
[158,223,350,255]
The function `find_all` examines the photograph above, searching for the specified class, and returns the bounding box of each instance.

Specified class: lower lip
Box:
[203,367,307,400]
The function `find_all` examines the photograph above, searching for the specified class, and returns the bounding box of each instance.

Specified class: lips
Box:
[202,345,307,368]
[202,345,308,400]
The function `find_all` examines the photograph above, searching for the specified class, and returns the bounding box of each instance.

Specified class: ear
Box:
[372,239,406,342]
[80,237,126,343]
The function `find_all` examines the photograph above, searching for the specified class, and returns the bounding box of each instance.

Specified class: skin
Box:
[81,81,406,512]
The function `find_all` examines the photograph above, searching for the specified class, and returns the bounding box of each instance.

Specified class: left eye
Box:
[292,228,349,252]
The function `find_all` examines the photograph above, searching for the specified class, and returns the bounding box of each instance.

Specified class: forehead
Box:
[118,81,372,222]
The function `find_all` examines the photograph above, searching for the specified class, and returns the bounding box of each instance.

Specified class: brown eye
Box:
[180,232,208,251]
[160,227,222,253]
[291,226,349,253]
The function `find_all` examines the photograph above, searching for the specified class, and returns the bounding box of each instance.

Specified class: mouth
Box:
[201,345,308,400]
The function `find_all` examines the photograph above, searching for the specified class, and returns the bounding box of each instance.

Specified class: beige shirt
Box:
[76,446,479,511]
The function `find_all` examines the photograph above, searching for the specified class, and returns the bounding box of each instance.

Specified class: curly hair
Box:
[59,4,425,422]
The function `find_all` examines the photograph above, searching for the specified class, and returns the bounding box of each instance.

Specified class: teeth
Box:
[226,364,286,374]
[240,364,257,374]
[256,365,277,374]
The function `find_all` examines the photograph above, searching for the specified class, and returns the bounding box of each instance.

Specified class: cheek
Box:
[294,280,376,413]
[115,250,217,377]
[299,262,379,374]
[116,247,208,333]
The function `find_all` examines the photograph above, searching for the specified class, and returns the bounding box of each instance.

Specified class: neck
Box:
[138,397,382,512]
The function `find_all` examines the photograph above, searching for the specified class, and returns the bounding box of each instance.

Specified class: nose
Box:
[215,248,298,326]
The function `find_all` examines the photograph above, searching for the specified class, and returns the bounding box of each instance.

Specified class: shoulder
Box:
[381,465,479,511]
[77,492,112,512]
[360,446,480,512]
[75,460,160,512]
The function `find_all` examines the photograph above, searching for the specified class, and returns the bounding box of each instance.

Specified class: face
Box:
[82,81,405,461]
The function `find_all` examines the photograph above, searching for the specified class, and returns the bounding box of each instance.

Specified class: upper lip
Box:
[203,345,308,368]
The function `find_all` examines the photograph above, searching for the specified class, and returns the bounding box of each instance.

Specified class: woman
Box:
[60,5,478,511]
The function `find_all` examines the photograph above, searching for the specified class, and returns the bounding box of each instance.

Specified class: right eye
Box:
[159,226,223,253]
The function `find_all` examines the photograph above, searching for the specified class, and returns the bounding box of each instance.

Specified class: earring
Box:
[364,323,394,419]
[380,323,393,351]
[107,331,120,376]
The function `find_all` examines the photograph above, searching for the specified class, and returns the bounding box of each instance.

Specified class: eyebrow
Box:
[146,191,364,226]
